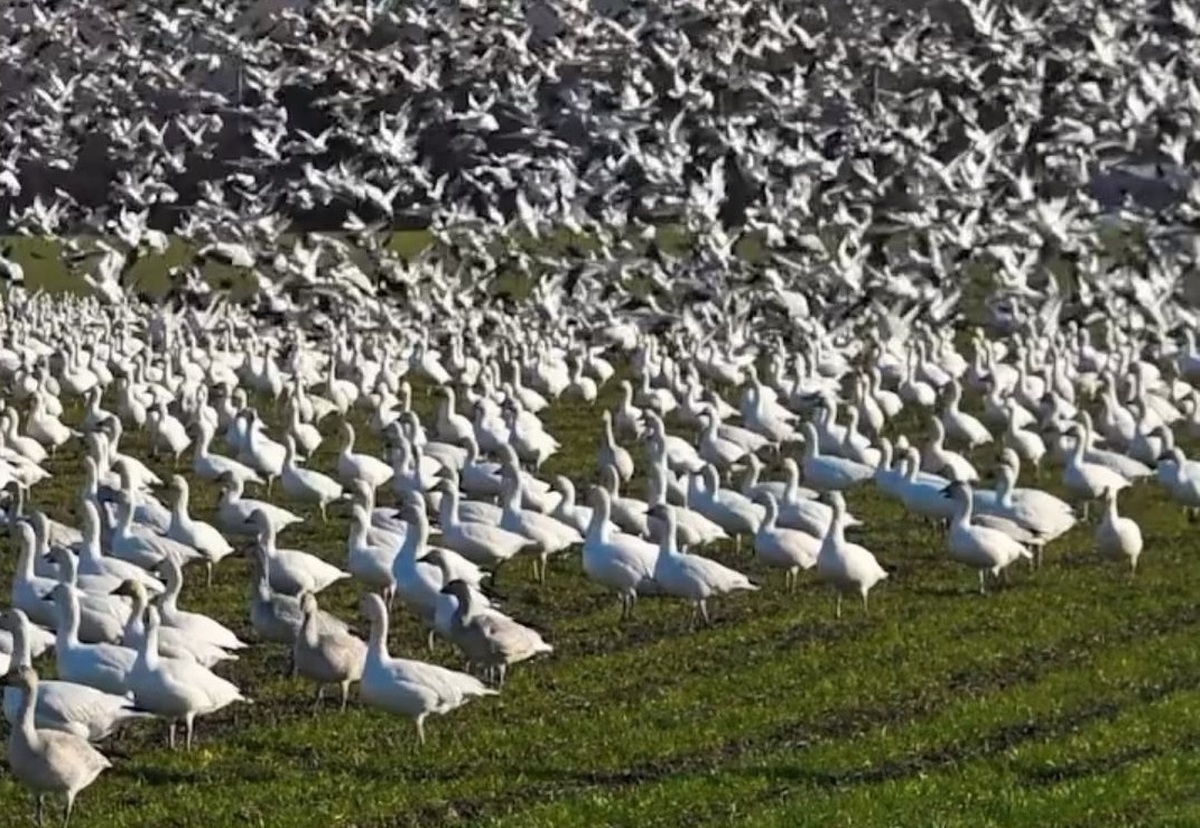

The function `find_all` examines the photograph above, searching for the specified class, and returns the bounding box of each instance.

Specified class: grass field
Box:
[0,250,1196,827]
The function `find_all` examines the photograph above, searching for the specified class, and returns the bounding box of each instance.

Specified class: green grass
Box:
[0,246,1193,827]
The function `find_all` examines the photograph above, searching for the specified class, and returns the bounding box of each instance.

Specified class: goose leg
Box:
[340,681,351,711]
[34,793,43,827]
[978,570,987,595]
[426,628,436,653]
[313,685,325,712]
[205,560,214,587]
[861,590,869,616]
[320,503,328,523]
[835,593,843,620]
[63,792,74,828]
[415,715,427,746]
[699,599,710,627]
[496,664,507,689]
[186,713,197,751]
[167,720,176,750]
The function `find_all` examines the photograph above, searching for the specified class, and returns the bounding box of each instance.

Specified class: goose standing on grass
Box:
[942,481,1032,594]
[597,410,635,482]
[282,436,345,521]
[1096,487,1143,574]
[237,410,286,492]
[293,593,366,711]
[166,475,235,586]
[549,476,594,535]
[109,493,204,570]
[498,462,582,583]
[50,585,136,696]
[124,606,249,750]
[147,403,189,464]
[336,422,393,490]
[111,581,236,667]
[582,487,660,620]
[77,499,165,594]
[646,504,758,628]
[941,381,993,449]
[1061,424,1132,518]
[435,481,530,574]
[1,666,110,828]
[752,492,820,592]
[815,492,888,618]
[252,510,351,596]
[434,387,475,445]
[1,610,150,743]
[249,547,350,645]
[799,423,874,492]
[438,580,552,688]
[156,556,247,654]
[192,418,263,487]
[359,593,496,745]
[26,394,77,457]
[217,473,303,538]
[347,504,398,604]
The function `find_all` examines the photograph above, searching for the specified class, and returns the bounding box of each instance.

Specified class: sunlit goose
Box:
[156,556,247,653]
[434,386,475,445]
[1061,425,1132,517]
[26,393,76,456]
[498,463,582,583]
[502,400,560,470]
[281,436,345,522]
[1095,487,1143,575]
[598,410,635,482]
[647,504,758,627]
[697,410,751,472]
[646,461,727,547]
[775,457,860,536]
[146,403,189,463]
[359,593,496,745]
[943,481,1032,593]
[253,510,350,596]
[895,448,957,522]
[686,465,764,549]
[1,666,111,827]
[613,380,644,437]
[753,493,819,592]
[799,423,874,492]
[549,476,593,535]
[192,418,263,487]
[1068,413,1153,480]
[741,454,818,504]
[815,492,888,618]
[218,473,303,538]
[436,481,530,571]
[972,455,1076,549]
[285,396,323,458]
[166,476,235,585]
[347,504,398,604]
[598,463,650,537]
[940,380,992,449]
[235,410,286,492]
[5,410,48,465]
[439,580,552,687]
[642,411,705,475]
[45,548,131,645]
[398,411,467,473]
[50,585,136,696]
[583,488,660,620]
[108,494,203,571]
[111,581,235,667]
[294,593,366,711]
[921,418,979,482]
[336,422,393,491]
[2,610,148,743]
[124,605,248,750]
[390,504,446,626]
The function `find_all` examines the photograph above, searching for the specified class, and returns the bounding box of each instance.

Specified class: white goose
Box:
[435,481,530,573]
[582,487,659,620]
[799,422,874,492]
[192,418,263,487]
[293,593,366,711]
[156,556,248,653]
[647,504,758,627]
[111,581,236,668]
[359,593,496,745]
[1095,487,1143,575]
[50,585,136,696]
[498,462,582,583]
[815,493,888,618]
[1061,424,1132,518]
[123,605,248,750]
[752,493,820,592]
[943,481,1032,593]
[166,475,235,585]
[252,510,350,596]
[1,609,149,743]
[336,422,393,490]
[217,473,303,537]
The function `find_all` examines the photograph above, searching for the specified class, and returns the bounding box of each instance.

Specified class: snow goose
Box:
[252,510,350,596]
[642,411,705,475]
[1095,487,1143,575]
[285,395,323,458]
[1061,424,1132,518]
[1069,413,1153,480]
[697,410,751,473]
[398,411,466,473]
[359,593,496,745]
[50,585,136,696]
[501,400,560,470]
[686,465,764,550]
[775,458,857,537]
[44,547,131,645]
[5,410,48,465]
[124,605,248,750]
[236,410,286,492]
[293,593,366,711]
[940,380,993,449]
[1,666,110,828]
[192,418,263,487]
[336,422,393,490]
[146,403,189,463]
[1,610,148,743]
[646,462,727,548]
[108,494,203,571]
[815,492,888,618]
[598,410,635,483]
[582,488,659,620]
[25,393,76,456]
[155,556,247,653]
[598,463,650,537]
[217,473,303,538]
[498,462,582,583]
[435,481,530,573]
[390,505,443,627]
[613,380,644,437]
[942,481,1032,593]
[921,418,980,483]
[434,387,475,445]
[438,580,552,687]
[753,493,819,592]
[646,504,758,628]
[347,504,398,604]
[549,476,594,536]
[111,581,235,667]
[741,453,818,503]
[281,437,345,522]
[166,475,235,586]
[799,423,874,492]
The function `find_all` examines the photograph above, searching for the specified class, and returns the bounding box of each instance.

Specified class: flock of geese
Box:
[0,0,1196,825]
